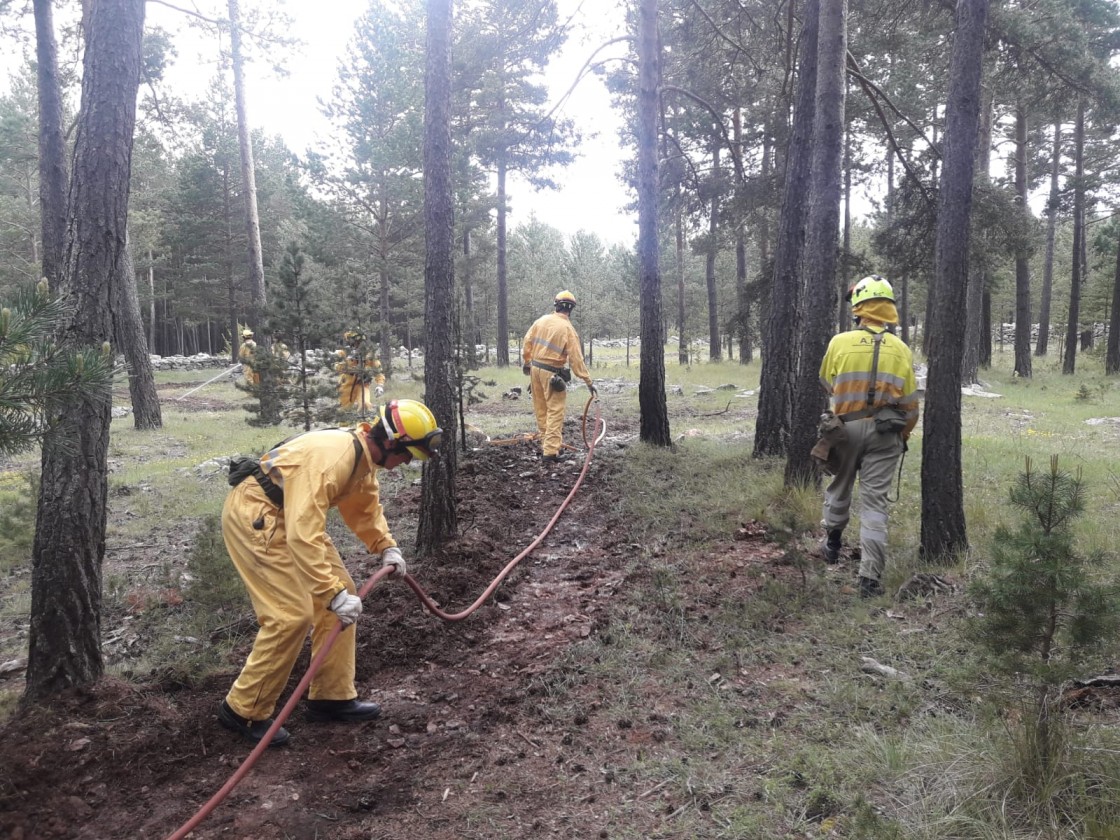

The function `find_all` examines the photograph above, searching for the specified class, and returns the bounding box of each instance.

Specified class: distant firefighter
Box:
[334,329,385,413]
[238,328,259,385]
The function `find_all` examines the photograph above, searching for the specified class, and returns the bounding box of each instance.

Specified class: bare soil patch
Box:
[0,395,788,839]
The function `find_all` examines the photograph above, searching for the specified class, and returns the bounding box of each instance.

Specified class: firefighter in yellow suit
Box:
[238,328,259,385]
[218,399,443,746]
[818,275,919,598]
[334,329,386,413]
[521,290,596,463]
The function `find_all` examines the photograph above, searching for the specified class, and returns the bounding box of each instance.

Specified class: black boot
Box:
[821,529,843,563]
[218,700,290,747]
[306,698,382,722]
[858,576,884,599]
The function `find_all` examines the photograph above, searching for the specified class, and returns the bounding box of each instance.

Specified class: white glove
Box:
[381,546,407,577]
[374,385,384,397]
[329,589,363,626]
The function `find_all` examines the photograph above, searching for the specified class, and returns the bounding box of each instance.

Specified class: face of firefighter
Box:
[365,430,415,470]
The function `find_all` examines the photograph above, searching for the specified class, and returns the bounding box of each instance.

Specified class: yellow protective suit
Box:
[521,311,592,457]
[238,339,259,385]
[335,347,386,412]
[223,425,396,722]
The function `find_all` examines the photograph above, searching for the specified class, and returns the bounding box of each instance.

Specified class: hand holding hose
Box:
[329,590,363,625]
[381,546,407,577]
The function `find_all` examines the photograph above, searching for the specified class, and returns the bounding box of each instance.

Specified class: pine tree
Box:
[0,279,114,455]
[970,456,1120,774]
[266,241,333,431]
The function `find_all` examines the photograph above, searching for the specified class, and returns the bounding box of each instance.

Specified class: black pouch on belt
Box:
[874,405,907,434]
[550,373,567,392]
[228,457,259,487]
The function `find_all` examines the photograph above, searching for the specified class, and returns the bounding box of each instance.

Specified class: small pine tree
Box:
[235,345,290,426]
[970,455,1120,777]
[0,279,114,455]
[267,241,335,430]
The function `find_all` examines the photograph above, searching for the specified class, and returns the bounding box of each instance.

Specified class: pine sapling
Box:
[970,455,1120,781]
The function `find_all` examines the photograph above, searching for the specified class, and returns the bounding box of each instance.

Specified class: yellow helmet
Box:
[241,328,254,339]
[378,399,442,460]
[848,275,895,306]
[344,328,365,344]
[554,290,576,312]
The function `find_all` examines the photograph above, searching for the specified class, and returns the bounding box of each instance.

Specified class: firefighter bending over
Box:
[219,399,443,746]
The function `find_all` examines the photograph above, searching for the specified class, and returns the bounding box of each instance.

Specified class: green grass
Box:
[8,348,1120,837]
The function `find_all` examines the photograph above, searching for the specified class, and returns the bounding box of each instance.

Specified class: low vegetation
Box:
[3,349,1120,836]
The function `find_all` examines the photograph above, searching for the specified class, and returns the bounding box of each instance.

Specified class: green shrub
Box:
[0,471,37,571]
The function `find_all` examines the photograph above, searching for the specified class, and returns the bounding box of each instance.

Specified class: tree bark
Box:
[1036,118,1061,357]
[1013,100,1032,378]
[1106,222,1120,374]
[496,154,510,366]
[920,0,989,562]
[637,0,670,446]
[26,0,146,704]
[961,87,992,385]
[227,0,266,332]
[754,0,819,459]
[33,0,68,290]
[1063,99,1085,375]
[417,0,458,552]
[785,0,845,488]
[114,229,162,429]
[706,131,721,360]
[676,204,687,364]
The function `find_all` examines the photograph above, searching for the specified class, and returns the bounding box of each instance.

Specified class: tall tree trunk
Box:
[754,0,819,459]
[706,131,721,360]
[379,199,392,376]
[733,108,752,364]
[1063,99,1085,375]
[962,87,991,385]
[418,0,457,551]
[33,0,68,290]
[637,0,670,446]
[147,248,156,352]
[495,154,509,366]
[1106,222,1120,374]
[839,103,851,334]
[1036,118,1061,357]
[920,0,989,562]
[462,227,478,365]
[676,204,688,364]
[114,229,162,429]
[26,0,145,704]
[785,0,845,488]
[1013,100,1032,377]
[227,0,266,331]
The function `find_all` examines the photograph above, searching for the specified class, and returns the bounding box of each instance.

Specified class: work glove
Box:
[522,364,531,376]
[329,589,363,626]
[374,385,384,397]
[587,381,597,398]
[381,546,407,577]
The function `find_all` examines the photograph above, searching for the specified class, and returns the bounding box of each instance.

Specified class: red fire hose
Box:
[165,396,605,840]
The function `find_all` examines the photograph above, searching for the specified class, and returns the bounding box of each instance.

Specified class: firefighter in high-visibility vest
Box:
[334,329,385,413]
[817,275,919,598]
[238,328,259,385]
[218,399,443,746]
[521,290,596,463]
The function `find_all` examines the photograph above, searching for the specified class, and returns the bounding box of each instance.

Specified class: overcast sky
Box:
[147,0,635,247]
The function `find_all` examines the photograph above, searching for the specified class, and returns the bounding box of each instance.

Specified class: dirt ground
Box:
[0,384,787,840]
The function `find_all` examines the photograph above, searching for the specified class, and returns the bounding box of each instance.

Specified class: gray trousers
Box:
[821,418,904,581]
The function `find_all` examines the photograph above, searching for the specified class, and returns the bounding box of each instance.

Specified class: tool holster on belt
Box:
[811,411,847,475]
